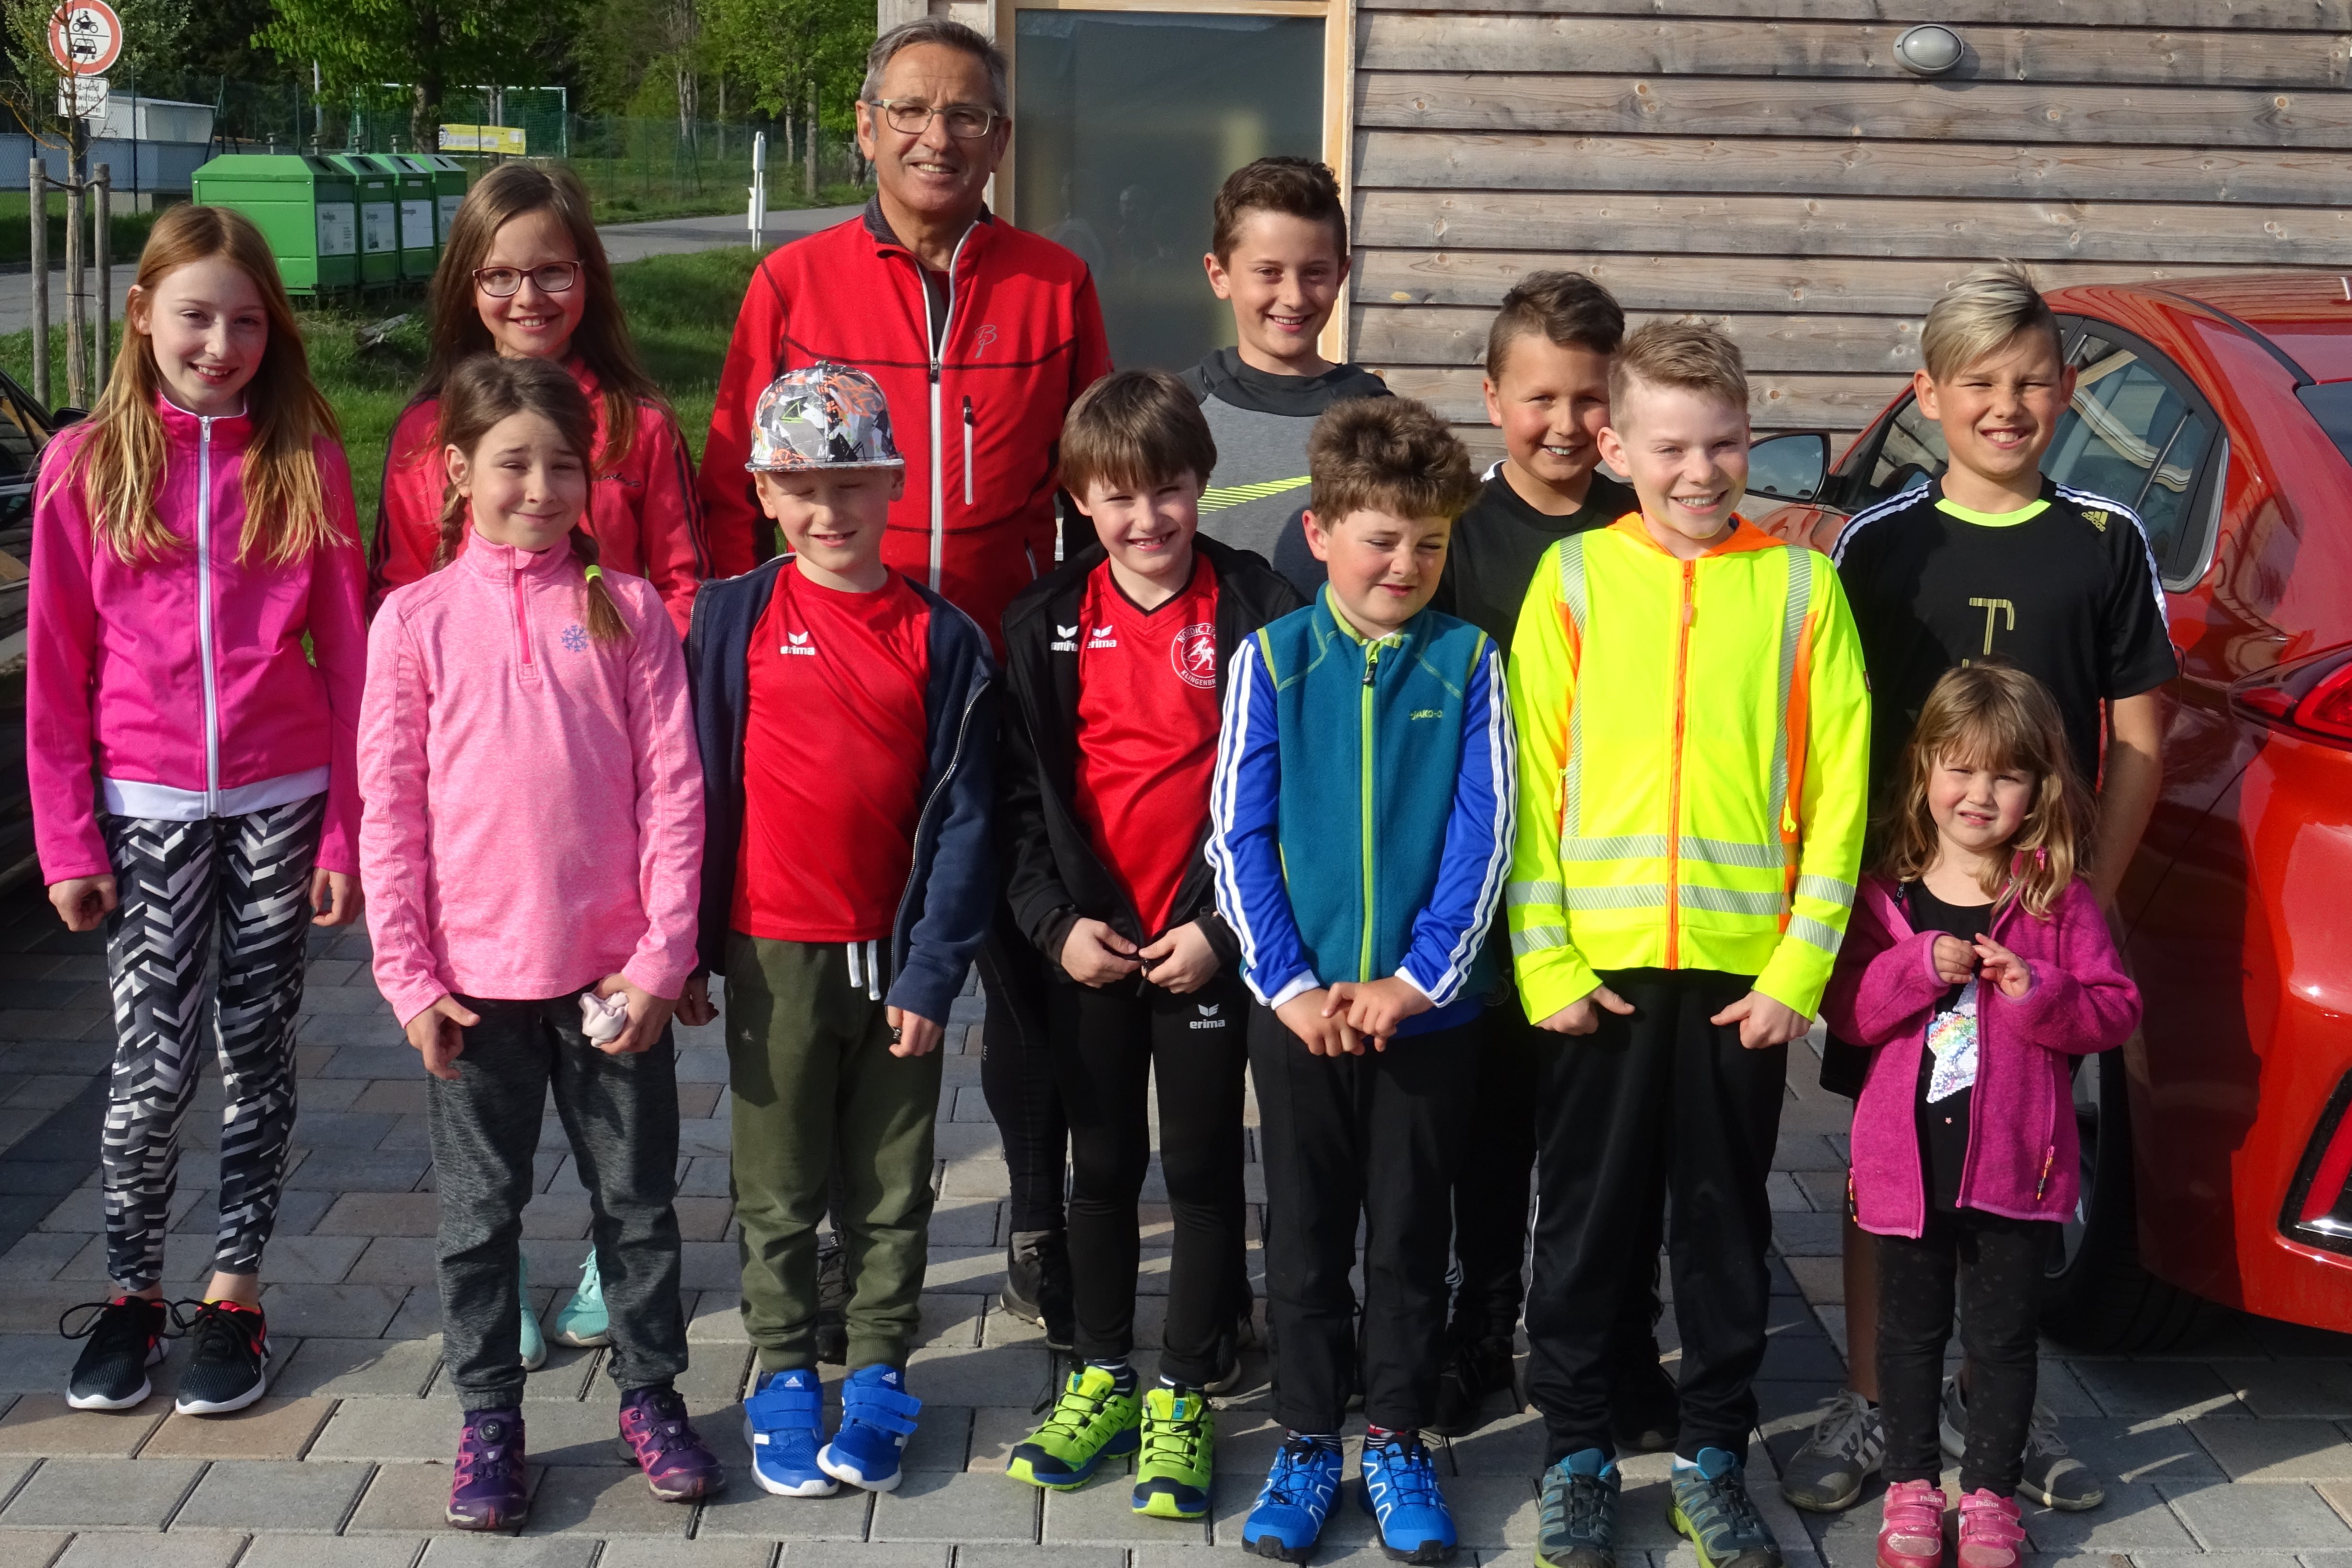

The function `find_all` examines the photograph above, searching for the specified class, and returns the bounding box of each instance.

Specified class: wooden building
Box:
[882,0,2352,459]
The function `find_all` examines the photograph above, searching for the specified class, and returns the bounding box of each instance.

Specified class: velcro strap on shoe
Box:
[843,1380,923,1435]
[747,1380,824,1428]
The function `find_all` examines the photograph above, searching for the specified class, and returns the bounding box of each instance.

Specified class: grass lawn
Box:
[591,181,866,225]
[0,245,764,540]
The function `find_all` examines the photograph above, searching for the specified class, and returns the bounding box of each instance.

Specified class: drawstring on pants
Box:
[845,939,883,1001]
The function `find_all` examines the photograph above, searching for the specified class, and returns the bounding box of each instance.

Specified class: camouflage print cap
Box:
[745,361,905,472]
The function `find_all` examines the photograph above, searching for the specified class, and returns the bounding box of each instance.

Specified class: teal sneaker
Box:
[518,1255,545,1371]
[1536,1449,1621,1568]
[1670,1448,1782,1568]
[552,1249,610,1348]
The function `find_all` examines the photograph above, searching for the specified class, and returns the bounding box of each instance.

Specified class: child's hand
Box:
[1061,918,1143,987]
[887,1006,944,1058]
[47,875,117,933]
[308,868,363,927]
[675,973,718,1027]
[1327,976,1431,1051]
[1140,922,1220,993]
[1534,984,1635,1036]
[594,974,676,1055]
[1931,935,1977,986]
[1710,990,1812,1050]
[405,994,479,1081]
[1277,987,1359,1056]
[1973,934,2033,1000]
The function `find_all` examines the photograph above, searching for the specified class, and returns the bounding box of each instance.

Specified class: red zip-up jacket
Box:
[368,359,711,635]
[699,200,1112,651]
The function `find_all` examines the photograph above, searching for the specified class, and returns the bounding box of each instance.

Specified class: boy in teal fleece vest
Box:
[1206,398,1515,1565]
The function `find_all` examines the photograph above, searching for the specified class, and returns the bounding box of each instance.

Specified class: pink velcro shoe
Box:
[1877,1478,1946,1568]
[1957,1488,2025,1568]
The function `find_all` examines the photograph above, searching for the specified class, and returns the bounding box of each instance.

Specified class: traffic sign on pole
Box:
[47,1,124,77]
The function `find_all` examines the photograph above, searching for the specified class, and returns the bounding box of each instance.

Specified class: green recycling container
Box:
[364,154,440,282]
[321,154,400,288]
[189,154,359,294]
[417,154,471,247]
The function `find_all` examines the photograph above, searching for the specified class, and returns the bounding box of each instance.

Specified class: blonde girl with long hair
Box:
[1822,663,2140,1568]
[29,204,368,1418]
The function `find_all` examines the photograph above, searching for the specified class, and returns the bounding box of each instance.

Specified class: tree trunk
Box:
[804,84,817,198]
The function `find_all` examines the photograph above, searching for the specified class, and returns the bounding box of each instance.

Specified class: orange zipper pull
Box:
[2034,1148,2055,1202]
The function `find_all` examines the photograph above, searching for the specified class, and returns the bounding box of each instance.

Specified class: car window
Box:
[0,383,43,480]
[1849,397,1945,513]
[2045,332,2214,570]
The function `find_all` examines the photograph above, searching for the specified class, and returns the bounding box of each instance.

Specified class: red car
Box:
[1746,275,2352,1349]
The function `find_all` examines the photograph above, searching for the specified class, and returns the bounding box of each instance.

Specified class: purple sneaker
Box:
[447,1406,529,1530]
[618,1384,726,1501]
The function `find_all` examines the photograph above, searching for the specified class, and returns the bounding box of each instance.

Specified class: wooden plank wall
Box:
[1348,0,2352,458]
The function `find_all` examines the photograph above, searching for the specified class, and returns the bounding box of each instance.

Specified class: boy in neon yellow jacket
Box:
[1505,321,1868,1568]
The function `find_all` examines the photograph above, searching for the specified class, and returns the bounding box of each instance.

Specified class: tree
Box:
[701,0,864,124]
[257,0,563,149]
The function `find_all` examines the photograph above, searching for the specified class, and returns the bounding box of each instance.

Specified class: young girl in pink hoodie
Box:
[358,354,720,1530]
[30,205,368,1419]
[1823,665,2140,1568]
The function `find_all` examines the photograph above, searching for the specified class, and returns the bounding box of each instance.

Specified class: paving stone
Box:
[139,1396,337,1460]
[969,1550,1126,1568]
[283,1149,430,1191]
[2052,1416,2229,1485]
[596,1543,782,1568]
[0,1532,69,1568]
[342,1458,482,1534]
[53,1534,246,1568]
[259,1283,408,1337]
[272,1335,442,1399]
[673,1343,754,1407]
[168,1457,373,1532]
[237,1540,433,1568]
[416,1539,599,1568]
[2071,1361,2249,1420]
[0,1393,168,1456]
[773,1546,945,1568]
[969,1405,1037,1474]
[315,1193,442,1236]
[2165,1478,2352,1550]
[695,1480,874,1540]
[868,1469,1038,1542]
[0,1334,83,1394]
[1038,1460,1207,1544]
[519,1464,692,1536]
[311,1398,465,1462]
[344,1236,442,1285]
[900,1339,1048,1408]
[2223,1362,2352,1420]
[0,1455,206,1528]
[2190,1416,2352,1481]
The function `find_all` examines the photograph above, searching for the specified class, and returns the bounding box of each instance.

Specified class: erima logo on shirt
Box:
[782,631,817,657]
[1191,1003,1225,1030]
[1086,624,1118,649]
[1051,623,1079,652]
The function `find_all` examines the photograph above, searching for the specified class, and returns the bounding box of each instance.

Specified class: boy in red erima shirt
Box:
[996,370,1302,1519]
[685,364,996,1500]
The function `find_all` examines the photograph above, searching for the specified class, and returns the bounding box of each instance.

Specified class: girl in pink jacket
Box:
[358,354,720,1530]
[1823,665,2140,1568]
[30,206,368,1420]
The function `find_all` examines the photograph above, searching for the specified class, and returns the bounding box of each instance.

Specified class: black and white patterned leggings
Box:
[99,795,324,1291]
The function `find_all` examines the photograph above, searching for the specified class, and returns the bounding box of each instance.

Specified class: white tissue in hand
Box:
[580,991,629,1044]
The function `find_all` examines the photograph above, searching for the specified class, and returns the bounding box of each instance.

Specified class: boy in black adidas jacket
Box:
[996,370,1302,1519]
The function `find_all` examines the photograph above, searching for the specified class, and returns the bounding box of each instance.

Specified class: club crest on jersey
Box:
[2082,508,2110,531]
[1051,623,1079,652]
[782,630,817,657]
[1086,624,1118,649]
[1191,1002,1225,1030]
[1172,623,1218,689]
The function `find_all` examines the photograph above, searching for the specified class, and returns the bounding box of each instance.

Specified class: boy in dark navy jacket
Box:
[685,364,995,1502]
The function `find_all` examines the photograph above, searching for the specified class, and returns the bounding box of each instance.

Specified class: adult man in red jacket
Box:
[701,16,1114,658]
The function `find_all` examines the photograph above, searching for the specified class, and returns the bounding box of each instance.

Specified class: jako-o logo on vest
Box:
[1171,624,1217,689]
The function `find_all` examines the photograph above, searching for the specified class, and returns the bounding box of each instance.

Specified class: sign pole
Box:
[65,119,85,407]
[93,161,110,393]
[47,0,124,409]
[29,160,48,408]
[748,132,767,252]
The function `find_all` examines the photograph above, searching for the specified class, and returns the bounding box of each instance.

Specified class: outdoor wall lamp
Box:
[1893,24,1966,76]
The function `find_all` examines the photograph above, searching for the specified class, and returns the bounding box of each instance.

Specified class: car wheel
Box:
[2041,1047,2214,1352]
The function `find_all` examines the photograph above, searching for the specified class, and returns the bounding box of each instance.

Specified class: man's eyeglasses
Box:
[866,98,1001,139]
[474,262,581,298]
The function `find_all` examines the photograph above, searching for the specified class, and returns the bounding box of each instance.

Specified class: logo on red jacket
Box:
[1171,624,1217,689]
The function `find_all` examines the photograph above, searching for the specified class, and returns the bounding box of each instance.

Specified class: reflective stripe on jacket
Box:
[1505,514,1869,1021]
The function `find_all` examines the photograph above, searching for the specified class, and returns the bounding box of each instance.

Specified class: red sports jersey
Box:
[734,570,933,943]
[1071,556,1223,934]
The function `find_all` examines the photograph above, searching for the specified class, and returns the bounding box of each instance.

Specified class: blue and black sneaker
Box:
[1669,1447,1783,1568]
[1536,1448,1622,1568]
[1243,1433,1344,1563]
[1359,1429,1457,1563]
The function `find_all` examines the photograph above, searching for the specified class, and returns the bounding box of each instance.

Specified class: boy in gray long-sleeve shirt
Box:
[1186,157,1390,597]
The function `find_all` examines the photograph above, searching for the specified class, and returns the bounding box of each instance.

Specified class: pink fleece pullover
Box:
[28,399,368,883]
[359,535,705,1026]
[1823,873,2141,1239]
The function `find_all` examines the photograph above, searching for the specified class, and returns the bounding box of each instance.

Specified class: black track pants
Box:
[976,907,1068,1236]
[1877,1208,2052,1497]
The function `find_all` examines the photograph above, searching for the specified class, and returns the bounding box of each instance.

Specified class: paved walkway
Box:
[2,883,2351,1568]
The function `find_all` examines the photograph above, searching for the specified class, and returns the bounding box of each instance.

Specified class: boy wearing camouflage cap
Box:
[685,363,998,1499]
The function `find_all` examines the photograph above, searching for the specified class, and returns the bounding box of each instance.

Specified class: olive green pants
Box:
[726,933,944,1371]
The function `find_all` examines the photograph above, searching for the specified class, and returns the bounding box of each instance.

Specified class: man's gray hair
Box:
[861,18,1010,117]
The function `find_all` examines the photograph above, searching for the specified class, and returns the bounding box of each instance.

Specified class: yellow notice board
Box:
[439,124,525,155]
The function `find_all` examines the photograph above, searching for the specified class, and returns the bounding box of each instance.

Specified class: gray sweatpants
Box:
[428,990,688,1407]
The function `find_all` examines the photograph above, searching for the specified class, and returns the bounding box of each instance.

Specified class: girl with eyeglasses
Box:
[368,163,714,638]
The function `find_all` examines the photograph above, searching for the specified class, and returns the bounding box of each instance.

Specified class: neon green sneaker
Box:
[1132,1384,1215,1520]
[1006,1364,1141,1490]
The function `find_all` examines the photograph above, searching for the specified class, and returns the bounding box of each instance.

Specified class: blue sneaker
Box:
[1537,1449,1622,1568]
[1669,1448,1782,1568]
[552,1249,610,1348]
[817,1364,921,1492]
[1359,1430,1458,1563]
[745,1368,838,1497]
[1243,1434,1343,1563]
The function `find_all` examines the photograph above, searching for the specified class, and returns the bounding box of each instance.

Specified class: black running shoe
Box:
[1609,1341,1679,1455]
[61,1295,170,1411]
[1429,1330,1517,1438]
[172,1299,271,1415]
[1003,1229,1074,1351]
[815,1237,849,1366]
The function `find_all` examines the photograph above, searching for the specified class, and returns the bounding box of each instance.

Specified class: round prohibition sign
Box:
[48,0,123,76]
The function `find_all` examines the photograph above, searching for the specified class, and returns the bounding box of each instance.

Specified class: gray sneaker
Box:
[1938,1377,2104,1511]
[1779,1388,1884,1513]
